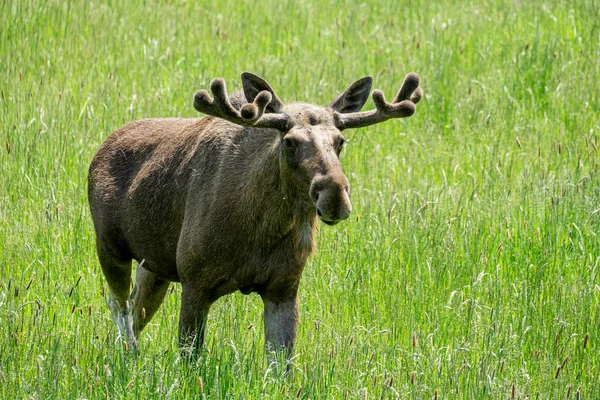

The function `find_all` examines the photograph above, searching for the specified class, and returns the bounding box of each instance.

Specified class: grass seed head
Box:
[384,376,394,388]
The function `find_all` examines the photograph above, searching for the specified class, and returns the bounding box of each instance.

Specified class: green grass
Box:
[1,0,599,398]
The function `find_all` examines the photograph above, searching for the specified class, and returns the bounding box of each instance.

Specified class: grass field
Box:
[1,0,599,398]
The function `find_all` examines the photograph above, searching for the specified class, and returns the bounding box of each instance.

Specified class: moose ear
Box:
[328,77,373,113]
[241,72,285,113]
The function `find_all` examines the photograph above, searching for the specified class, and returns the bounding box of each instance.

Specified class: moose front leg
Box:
[178,285,212,358]
[261,293,299,363]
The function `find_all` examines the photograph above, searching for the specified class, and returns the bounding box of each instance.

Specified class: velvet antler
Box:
[333,73,423,130]
[193,78,290,131]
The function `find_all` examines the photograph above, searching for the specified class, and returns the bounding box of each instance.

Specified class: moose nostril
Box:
[317,208,323,217]
[311,189,320,203]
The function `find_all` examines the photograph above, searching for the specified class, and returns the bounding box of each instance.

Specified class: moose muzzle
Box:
[310,173,352,225]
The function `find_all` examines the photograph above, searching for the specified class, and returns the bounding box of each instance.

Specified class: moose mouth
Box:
[319,217,344,226]
[317,209,350,226]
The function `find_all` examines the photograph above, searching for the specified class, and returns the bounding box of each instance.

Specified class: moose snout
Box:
[310,175,352,225]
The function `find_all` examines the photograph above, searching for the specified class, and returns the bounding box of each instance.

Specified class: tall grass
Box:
[1,0,599,398]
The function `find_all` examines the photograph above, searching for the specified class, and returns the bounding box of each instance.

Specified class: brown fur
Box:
[88,73,421,361]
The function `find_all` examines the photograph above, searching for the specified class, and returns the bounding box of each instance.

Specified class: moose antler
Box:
[193,78,290,131]
[333,73,423,130]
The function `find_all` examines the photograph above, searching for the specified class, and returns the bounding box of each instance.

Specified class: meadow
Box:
[1,0,599,398]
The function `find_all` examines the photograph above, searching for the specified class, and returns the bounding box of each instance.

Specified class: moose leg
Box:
[261,293,299,362]
[178,284,212,357]
[131,264,170,336]
[96,243,137,351]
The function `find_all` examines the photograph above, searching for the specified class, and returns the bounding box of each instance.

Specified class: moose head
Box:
[193,72,423,225]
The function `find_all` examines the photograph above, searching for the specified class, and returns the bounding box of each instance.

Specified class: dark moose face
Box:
[279,104,351,225]
[193,71,422,226]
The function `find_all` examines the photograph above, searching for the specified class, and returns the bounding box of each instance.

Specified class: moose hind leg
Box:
[131,264,170,336]
[97,242,137,351]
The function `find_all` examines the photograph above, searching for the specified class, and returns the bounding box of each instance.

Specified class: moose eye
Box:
[282,138,296,151]
[336,138,348,154]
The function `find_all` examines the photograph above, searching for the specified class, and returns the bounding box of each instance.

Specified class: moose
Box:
[88,71,422,360]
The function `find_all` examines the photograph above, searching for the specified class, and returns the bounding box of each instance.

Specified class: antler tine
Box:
[393,72,422,104]
[210,78,244,118]
[334,73,422,131]
[194,78,289,130]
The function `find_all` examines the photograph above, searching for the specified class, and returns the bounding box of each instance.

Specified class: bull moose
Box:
[88,72,423,360]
